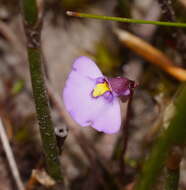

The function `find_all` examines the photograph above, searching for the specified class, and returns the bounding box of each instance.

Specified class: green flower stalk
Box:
[28,49,62,181]
[22,0,63,181]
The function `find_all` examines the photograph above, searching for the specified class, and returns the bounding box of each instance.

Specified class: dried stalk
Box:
[115,28,186,81]
[0,118,24,190]
[120,89,134,178]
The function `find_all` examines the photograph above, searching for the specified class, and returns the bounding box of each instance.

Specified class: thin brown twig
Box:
[0,118,24,190]
[36,0,44,28]
[0,20,24,56]
[0,21,25,188]
[120,89,134,178]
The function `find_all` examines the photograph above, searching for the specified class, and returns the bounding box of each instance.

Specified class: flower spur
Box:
[63,56,136,134]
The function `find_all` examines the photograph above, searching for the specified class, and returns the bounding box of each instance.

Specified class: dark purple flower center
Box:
[107,77,136,97]
[92,77,136,102]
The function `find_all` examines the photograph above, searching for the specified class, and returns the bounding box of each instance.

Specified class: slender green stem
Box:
[66,11,186,27]
[22,0,63,181]
[22,0,38,25]
[165,168,180,190]
[28,49,62,181]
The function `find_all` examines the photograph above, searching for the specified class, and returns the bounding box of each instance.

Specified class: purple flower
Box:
[63,56,136,134]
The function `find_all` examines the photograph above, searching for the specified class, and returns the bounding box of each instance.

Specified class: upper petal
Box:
[73,56,103,79]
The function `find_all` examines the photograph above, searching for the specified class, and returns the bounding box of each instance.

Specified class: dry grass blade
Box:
[179,0,186,7]
[0,118,24,190]
[36,0,44,28]
[115,28,186,81]
[0,20,24,56]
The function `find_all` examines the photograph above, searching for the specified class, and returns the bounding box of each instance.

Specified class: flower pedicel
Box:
[63,56,136,134]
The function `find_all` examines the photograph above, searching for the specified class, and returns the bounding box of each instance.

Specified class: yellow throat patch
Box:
[92,82,110,97]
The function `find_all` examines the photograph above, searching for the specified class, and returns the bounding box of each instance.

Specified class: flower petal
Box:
[73,56,103,79]
[63,56,121,134]
[91,98,121,134]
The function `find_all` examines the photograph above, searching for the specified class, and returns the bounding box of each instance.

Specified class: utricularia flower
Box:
[63,56,136,134]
